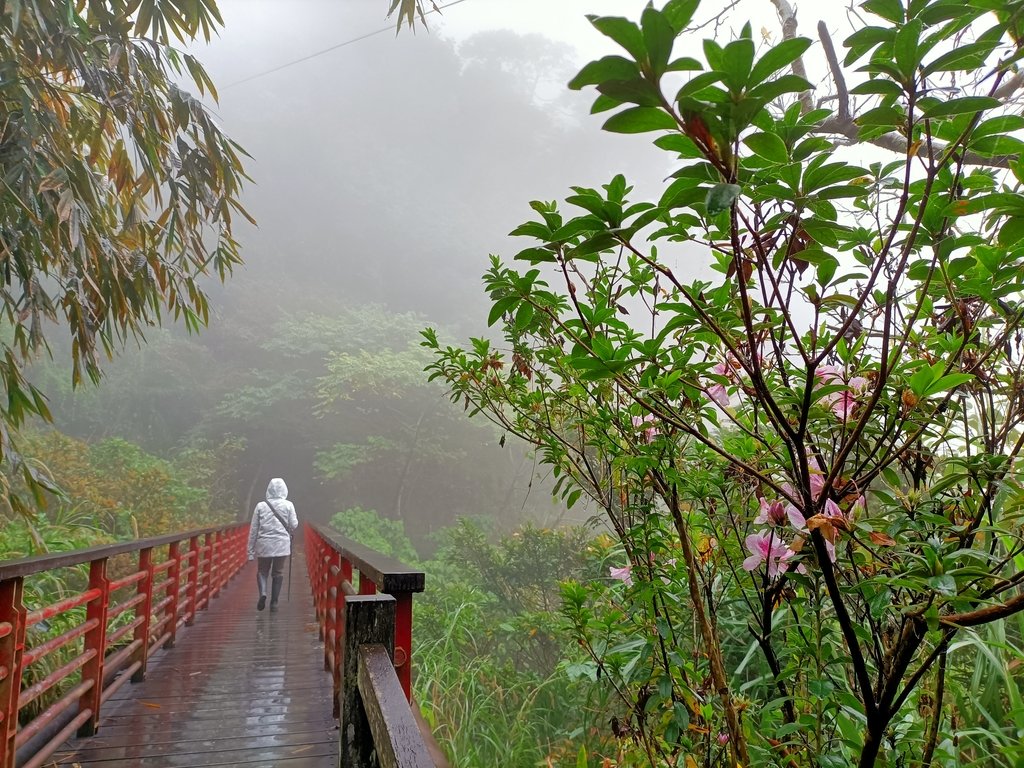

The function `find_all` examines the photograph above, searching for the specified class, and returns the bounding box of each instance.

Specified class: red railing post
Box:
[233,527,244,576]
[357,572,376,595]
[165,542,182,648]
[0,577,26,768]
[220,529,231,590]
[220,530,226,590]
[131,547,154,683]
[324,550,340,669]
[393,591,414,701]
[77,559,110,736]
[186,536,200,625]
[318,554,330,640]
[310,547,319,633]
[331,556,346,719]
[201,533,213,610]
[210,531,222,599]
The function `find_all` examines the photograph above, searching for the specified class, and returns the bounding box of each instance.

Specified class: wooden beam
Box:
[357,645,434,768]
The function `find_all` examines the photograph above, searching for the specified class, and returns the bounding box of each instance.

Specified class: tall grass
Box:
[946,618,1024,767]
[414,584,607,767]
[328,511,615,766]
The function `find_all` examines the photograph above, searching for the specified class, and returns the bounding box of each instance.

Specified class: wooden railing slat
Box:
[0,525,235,581]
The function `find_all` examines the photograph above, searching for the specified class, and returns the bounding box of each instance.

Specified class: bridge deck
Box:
[52,548,338,768]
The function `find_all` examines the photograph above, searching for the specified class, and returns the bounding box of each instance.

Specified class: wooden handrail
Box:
[0,525,234,581]
[304,523,447,767]
[358,645,434,768]
[305,522,424,701]
[306,522,425,594]
[0,522,247,768]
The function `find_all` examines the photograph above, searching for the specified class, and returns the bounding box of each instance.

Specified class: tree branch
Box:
[818,21,849,121]
[812,116,1013,167]
[770,0,814,113]
[941,588,1024,627]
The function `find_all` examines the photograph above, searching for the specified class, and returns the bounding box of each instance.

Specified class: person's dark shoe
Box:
[257,595,266,611]
[270,603,278,613]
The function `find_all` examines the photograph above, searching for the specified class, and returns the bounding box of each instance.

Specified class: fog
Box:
[32,1,722,544]
[194,1,676,319]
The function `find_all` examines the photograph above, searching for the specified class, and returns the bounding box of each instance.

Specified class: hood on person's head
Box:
[267,478,288,502]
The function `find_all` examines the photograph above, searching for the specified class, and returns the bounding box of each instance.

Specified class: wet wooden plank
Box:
[357,644,433,768]
[51,548,339,767]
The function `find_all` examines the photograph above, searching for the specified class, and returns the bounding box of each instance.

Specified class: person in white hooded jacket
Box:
[247,478,299,612]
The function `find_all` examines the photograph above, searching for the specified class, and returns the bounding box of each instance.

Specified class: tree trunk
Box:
[393,412,426,520]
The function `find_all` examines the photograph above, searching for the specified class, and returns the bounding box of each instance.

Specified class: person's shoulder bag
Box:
[265,500,293,538]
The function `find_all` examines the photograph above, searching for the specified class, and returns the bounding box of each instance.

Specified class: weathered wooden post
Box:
[340,594,395,767]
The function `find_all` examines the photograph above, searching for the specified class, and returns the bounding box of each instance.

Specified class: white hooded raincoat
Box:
[247,478,298,559]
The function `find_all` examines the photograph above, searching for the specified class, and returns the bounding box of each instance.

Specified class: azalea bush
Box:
[424,0,1024,765]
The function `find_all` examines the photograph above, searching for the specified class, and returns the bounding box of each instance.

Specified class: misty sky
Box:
[182,0,869,328]
[189,1,821,324]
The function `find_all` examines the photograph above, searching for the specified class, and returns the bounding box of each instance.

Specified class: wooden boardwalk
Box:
[51,548,339,768]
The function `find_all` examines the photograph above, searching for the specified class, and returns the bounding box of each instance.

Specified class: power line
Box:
[222,0,471,90]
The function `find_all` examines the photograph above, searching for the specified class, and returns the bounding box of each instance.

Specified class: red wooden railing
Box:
[304,522,425,706]
[0,523,247,768]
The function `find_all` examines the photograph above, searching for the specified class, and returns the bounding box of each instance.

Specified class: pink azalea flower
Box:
[707,361,731,407]
[609,565,633,587]
[780,546,807,575]
[823,497,844,520]
[807,459,826,500]
[631,415,660,444]
[815,364,843,383]
[755,497,806,530]
[709,383,729,407]
[808,498,854,563]
[830,390,858,419]
[822,537,837,563]
[816,366,869,420]
[755,498,788,526]
[742,532,790,577]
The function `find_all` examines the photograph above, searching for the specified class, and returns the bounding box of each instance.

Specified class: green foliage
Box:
[31,299,553,542]
[425,1,1024,765]
[0,427,230,725]
[447,520,597,612]
[329,506,420,564]
[12,429,230,540]
[327,511,611,764]
[414,521,614,767]
[0,0,249,517]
